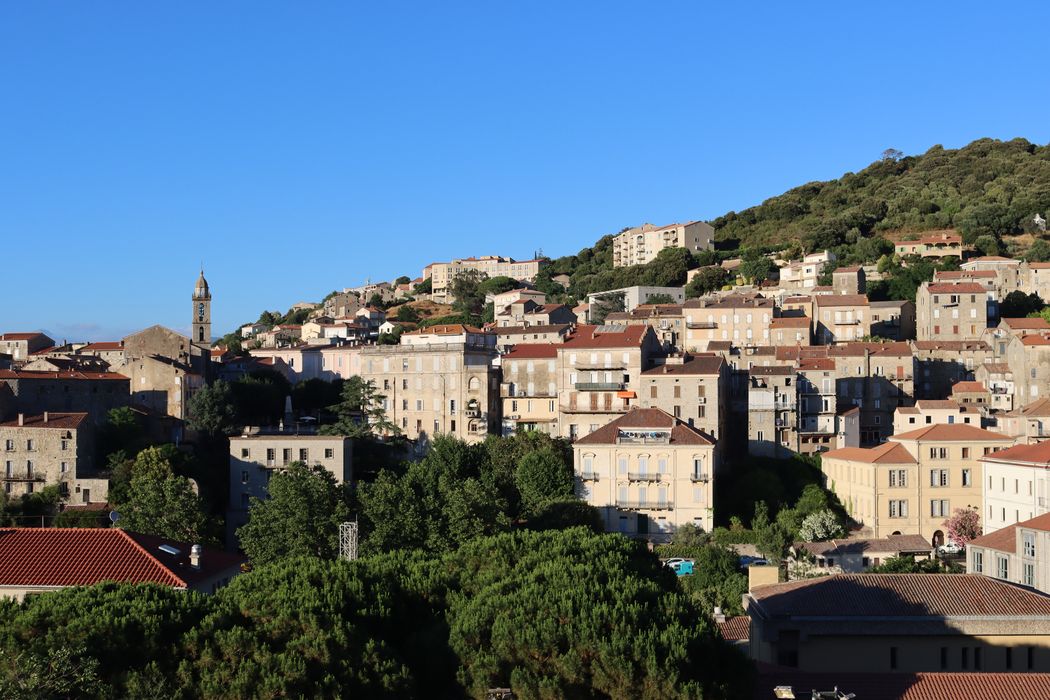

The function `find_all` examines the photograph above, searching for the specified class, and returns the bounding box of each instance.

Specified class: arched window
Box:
[468,376,480,391]
[198,327,205,342]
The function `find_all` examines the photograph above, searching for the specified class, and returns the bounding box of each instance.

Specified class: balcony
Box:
[686,321,718,329]
[616,433,670,445]
[575,363,627,371]
[561,405,630,415]
[627,472,664,482]
[616,500,674,511]
[575,382,625,391]
[465,409,481,418]
[580,472,600,482]
[1,472,45,482]
[689,473,710,483]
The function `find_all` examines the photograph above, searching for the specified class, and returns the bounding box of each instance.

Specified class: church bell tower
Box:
[192,267,212,349]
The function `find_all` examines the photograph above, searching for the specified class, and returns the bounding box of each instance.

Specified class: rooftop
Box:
[0,528,245,589]
[642,355,725,376]
[501,344,559,359]
[951,380,987,393]
[980,440,1050,467]
[574,407,714,446]
[891,424,1011,442]
[561,324,649,349]
[823,442,917,465]
[716,615,750,642]
[0,369,129,381]
[926,282,987,294]
[971,513,1050,555]
[814,294,869,307]
[753,668,1050,700]
[0,413,88,430]
[795,534,932,558]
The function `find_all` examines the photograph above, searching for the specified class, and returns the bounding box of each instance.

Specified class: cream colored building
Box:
[500,344,560,436]
[916,282,991,342]
[769,316,811,346]
[969,512,1050,594]
[639,355,727,445]
[893,399,982,434]
[823,424,1014,544]
[358,342,500,443]
[611,221,713,268]
[574,407,717,540]
[998,397,1050,443]
[227,433,353,541]
[682,296,775,351]
[813,294,871,344]
[777,251,834,290]
[980,441,1050,531]
[425,256,546,303]
[0,412,106,503]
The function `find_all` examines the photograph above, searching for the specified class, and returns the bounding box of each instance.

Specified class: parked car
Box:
[938,541,963,556]
[739,556,769,570]
[663,557,694,568]
[669,560,694,576]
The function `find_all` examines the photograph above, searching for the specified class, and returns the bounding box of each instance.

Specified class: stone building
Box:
[769,316,811,346]
[831,266,866,295]
[969,511,1050,594]
[500,344,560,436]
[574,407,717,540]
[813,294,871,344]
[0,333,54,363]
[747,365,799,457]
[916,282,991,342]
[869,300,915,341]
[639,354,728,445]
[358,341,500,444]
[0,412,107,503]
[912,340,993,400]
[0,370,130,426]
[682,295,775,352]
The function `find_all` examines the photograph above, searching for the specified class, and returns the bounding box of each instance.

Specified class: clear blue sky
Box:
[3,3,1049,341]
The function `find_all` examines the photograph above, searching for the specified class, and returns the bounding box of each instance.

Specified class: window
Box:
[975,647,982,670]
[931,499,949,517]
[241,448,250,459]
[241,470,249,484]
[889,500,908,518]
[889,646,898,670]
[266,448,275,462]
[1024,533,1036,558]
[282,448,292,464]
[889,469,907,487]
[324,448,334,459]
[962,469,972,487]
[930,469,948,487]
[940,647,948,670]
[1029,646,1035,670]
[60,462,67,473]
[1024,563,1035,587]
[26,439,34,451]
[997,556,1009,580]
[961,647,969,670]
[299,448,309,462]
[972,550,983,573]
[1006,646,1013,670]
[618,457,627,474]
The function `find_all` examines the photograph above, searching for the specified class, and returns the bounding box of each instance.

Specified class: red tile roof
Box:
[641,356,724,376]
[750,573,1050,617]
[574,407,714,446]
[968,524,1019,554]
[814,294,869,307]
[981,440,1050,466]
[951,380,987,393]
[926,282,986,294]
[0,413,88,430]
[1023,335,1050,346]
[891,424,1011,442]
[1002,317,1050,330]
[502,344,559,359]
[0,528,245,589]
[0,333,48,341]
[753,668,1050,700]
[80,341,124,351]
[562,324,649,349]
[798,358,835,370]
[403,324,488,335]
[716,615,750,641]
[823,442,917,464]
[0,370,129,381]
[833,266,862,273]
[913,340,990,351]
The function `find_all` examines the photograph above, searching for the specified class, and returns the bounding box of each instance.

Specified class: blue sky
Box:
[2,3,1049,341]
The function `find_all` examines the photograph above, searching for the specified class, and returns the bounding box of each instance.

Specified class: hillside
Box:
[548,138,1050,297]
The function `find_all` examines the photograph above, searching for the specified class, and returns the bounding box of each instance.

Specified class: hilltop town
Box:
[8,139,1050,697]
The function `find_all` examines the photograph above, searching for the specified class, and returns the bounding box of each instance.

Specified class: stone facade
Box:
[0,413,106,503]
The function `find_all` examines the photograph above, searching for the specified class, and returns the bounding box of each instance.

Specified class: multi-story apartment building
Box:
[777,251,835,290]
[638,354,727,443]
[997,397,1050,443]
[1003,333,1050,406]
[796,358,860,453]
[424,256,546,303]
[358,340,500,444]
[831,266,865,295]
[969,511,1050,594]
[611,221,713,268]
[495,324,573,351]
[227,433,353,542]
[0,412,106,503]
[574,407,717,540]
[500,344,559,436]
[748,365,799,457]
[829,342,915,444]
[869,300,916,341]
[823,424,1014,543]
[1026,261,1050,299]
[977,361,1016,412]
[0,333,54,363]
[979,441,1050,532]
[915,282,991,342]
[893,400,981,434]
[769,316,811,346]
[0,370,130,426]
[556,325,662,441]
[682,296,775,352]
[813,295,871,344]
[912,340,993,399]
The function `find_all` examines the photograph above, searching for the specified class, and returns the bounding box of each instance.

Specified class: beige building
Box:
[0,332,54,363]
[748,365,799,457]
[425,256,546,303]
[831,266,866,295]
[574,408,717,540]
[777,251,834,291]
[790,534,932,574]
[893,399,982,434]
[495,324,572,350]
[611,221,713,268]
[797,358,860,454]
[980,441,1050,532]
[682,295,775,351]
[969,511,1050,594]
[916,282,991,342]
[0,412,106,503]
[605,304,685,350]
[556,325,662,441]
[769,316,811,347]
[869,300,916,341]
[500,344,560,436]
[912,340,993,399]
[813,294,871,344]
[998,397,1050,444]
[639,354,727,444]
[823,424,1014,544]
[977,361,1016,412]
[359,342,500,443]
[227,433,353,540]
[745,573,1050,673]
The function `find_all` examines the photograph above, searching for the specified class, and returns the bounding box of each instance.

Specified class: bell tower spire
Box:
[192,266,212,348]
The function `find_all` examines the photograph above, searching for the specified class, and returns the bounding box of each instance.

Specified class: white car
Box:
[938,541,963,555]
[663,557,694,568]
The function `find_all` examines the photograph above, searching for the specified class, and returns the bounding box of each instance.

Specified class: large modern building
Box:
[424,256,546,303]
[611,221,713,268]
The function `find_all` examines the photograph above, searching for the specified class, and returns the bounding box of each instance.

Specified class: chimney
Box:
[189,544,202,569]
[713,606,726,624]
[17,414,24,427]
[748,562,780,591]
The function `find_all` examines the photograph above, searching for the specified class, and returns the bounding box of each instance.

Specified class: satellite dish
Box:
[109,511,120,523]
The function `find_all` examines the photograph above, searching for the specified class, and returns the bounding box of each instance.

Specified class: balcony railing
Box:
[627,472,664,482]
[465,409,481,418]
[689,473,710,483]
[1,473,45,482]
[580,472,600,482]
[686,321,718,329]
[616,500,674,510]
[561,405,630,414]
[616,434,671,445]
[575,382,625,391]
[575,363,626,371]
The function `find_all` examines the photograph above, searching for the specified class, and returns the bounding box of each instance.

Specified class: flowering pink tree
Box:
[944,507,981,546]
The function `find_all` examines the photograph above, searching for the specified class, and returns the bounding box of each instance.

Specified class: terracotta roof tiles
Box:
[891,423,1011,442]
[574,407,714,446]
[926,282,986,294]
[0,413,88,430]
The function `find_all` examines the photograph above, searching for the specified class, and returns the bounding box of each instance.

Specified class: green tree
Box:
[413,277,432,295]
[396,304,421,322]
[738,250,776,285]
[449,269,488,316]
[684,266,729,298]
[1000,290,1045,318]
[395,275,411,285]
[97,407,148,463]
[590,290,626,323]
[797,509,845,542]
[514,450,574,516]
[478,275,519,296]
[236,462,354,565]
[973,234,1002,257]
[187,380,238,436]
[321,376,399,438]
[115,446,215,543]
[644,293,677,305]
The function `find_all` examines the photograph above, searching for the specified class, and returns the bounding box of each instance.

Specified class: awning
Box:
[617,391,637,399]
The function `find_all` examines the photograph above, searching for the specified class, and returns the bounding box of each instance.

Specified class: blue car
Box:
[669,560,694,576]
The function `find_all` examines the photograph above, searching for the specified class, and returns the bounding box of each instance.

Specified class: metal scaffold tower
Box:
[338,521,358,561]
